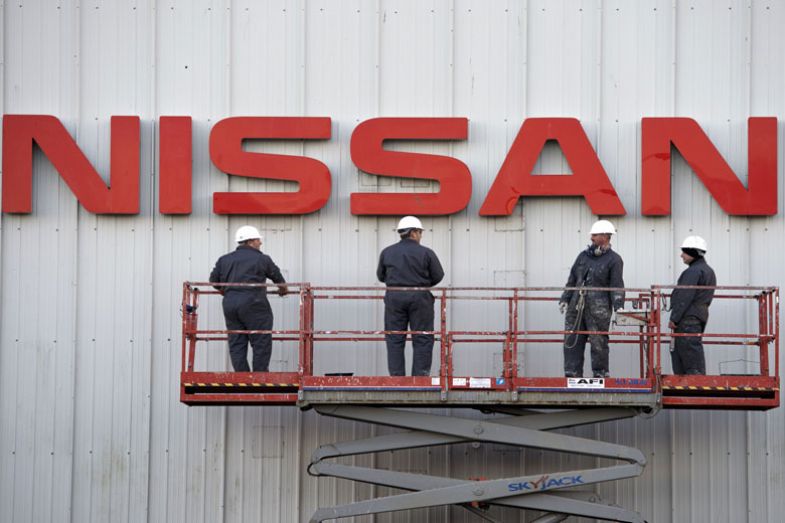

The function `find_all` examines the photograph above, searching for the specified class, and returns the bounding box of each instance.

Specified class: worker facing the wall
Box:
[668,236,716,375]
[377,216,445,376]
[210,225,288,372]
[559,220,625,378]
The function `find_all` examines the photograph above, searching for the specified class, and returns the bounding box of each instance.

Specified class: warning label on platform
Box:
[566,378,606,389]
[469,377,492,389]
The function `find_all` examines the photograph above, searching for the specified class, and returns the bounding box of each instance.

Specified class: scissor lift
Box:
[179,283,779,522]
[307,405,648,522]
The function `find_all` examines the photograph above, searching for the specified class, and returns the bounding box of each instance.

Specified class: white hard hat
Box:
[681,235,707,253]
[235,225,262,243]
[589,219,616,235]
[396,216,423,232]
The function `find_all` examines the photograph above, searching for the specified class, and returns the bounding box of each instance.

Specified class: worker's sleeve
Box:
[610,257,625,310]
[428,251,445,286]
[376,253,386,283]
[209,261,223,292]
[670,269,700,324]
[265,257,286,284]
[560,256,580,304]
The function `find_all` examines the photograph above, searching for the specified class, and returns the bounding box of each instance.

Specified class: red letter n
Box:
[2,115,140,214]
[479,118,625,216]
[210,117,331,214]
[642,117,777,215]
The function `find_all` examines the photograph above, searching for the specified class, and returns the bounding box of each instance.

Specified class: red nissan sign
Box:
[1,115,777,216]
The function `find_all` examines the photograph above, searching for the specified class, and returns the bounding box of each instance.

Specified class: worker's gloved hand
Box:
[277,285,289,297]
[612,307,623,320]
[558,301,568,314]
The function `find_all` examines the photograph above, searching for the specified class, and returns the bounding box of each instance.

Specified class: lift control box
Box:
[614,309,650,326]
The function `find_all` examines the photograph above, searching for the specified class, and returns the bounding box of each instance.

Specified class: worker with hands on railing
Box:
[377,216,445,376]
[668,236,716,375]
[210,225,288,372]
[559,220,625,378]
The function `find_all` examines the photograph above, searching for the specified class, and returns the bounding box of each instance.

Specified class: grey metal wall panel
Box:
[2,1,785,522]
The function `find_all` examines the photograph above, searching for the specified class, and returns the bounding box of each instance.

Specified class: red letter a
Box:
[479,118,625,216]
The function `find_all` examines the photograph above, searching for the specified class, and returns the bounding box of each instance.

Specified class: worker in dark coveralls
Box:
[559,220,625,378]
[377,216,444,376]
[668,236,716,375]
[210,225,288,372]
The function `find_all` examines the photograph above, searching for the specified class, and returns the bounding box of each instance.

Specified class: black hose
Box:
[564,288,586,349]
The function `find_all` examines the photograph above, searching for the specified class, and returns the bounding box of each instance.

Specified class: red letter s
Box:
[210,117,331,214]
[350,117,471,215]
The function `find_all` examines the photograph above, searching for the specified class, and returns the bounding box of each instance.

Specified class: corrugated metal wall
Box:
[1,0,783,521]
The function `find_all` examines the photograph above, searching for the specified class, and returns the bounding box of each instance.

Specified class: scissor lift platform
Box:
[180,283,779,410]
[660,374,779,408]
[181,371,300,406]
[179,283,779,522]
[180,375,662,409]
[180,372,779,410]
[297,376,659,409]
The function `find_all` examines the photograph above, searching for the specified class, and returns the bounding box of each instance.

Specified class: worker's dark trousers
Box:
[671,317,706,375]
[222,292,274,372]
[384,291,435,376]
[563,301,612,377]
